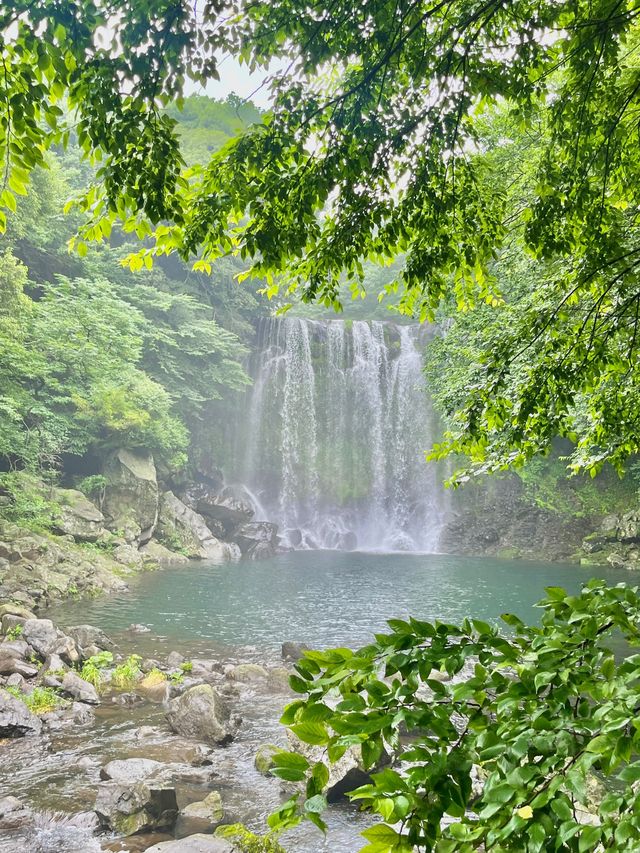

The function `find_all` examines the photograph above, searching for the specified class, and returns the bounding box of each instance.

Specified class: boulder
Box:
[94,779,177,836]
[51,488,106,542]
[1,613,26,634]
[156,492,239,562]
[141,539,189,564]
[287,730,380,802]
[235,522,279,559]
[61,670,100,705]
[66,624,115,654]
[144,836,235,853]
[138,671,170,703]
[0,688,42,737]
[228,663,269,684]
[0,795,33,831]
[100,758,164,783]
[0,639,29,658]
[49,634,81,665]
[166,684,240,745]
[175,791,224,838]
[0,603,37,621]
[21,618,57,656]
[167,651,185,668]
[281,641,310,662]
[0,653,38,678]
[254,743,280,775]
[102,448,159,544]
[182,484,254,536]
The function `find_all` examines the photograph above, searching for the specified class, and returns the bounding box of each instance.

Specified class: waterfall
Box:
[232,317,449,552]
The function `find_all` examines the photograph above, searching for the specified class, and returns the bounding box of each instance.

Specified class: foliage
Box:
[111,655,142,689]
[270,581,640,851]
[76,475,107,503]
[5,2,640,473]
[215,823,287,853]
[80,651,114,689]
[0,471,60,531]
[4,686,66,714]
[5,625,23,640]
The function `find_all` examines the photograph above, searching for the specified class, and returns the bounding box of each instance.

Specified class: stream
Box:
[1,551,630,852]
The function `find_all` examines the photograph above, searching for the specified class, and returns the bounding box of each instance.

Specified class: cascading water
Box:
[232,317,449,552]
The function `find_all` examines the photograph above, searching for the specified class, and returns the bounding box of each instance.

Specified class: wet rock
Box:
[21,618,57,656]
[129,623,151,633]
[287,730,379,802]
[113,542,145,570]
[182,483,254,536]
[0,638,29,658]
[61,670,100,705]
[50,634,81,665]
[234,522,278,559]
[141,540,189,564]
[0,795,33,830]
[66,624,115,653]
[51,488,106,542]
[228,663,268,684]
[0,603,37,621]
[144,836,235,853]
[141,658,163,673]
[1,613,27,634]
[281,641,310,662]
[156,492,239,561]
[102,448,159,545]
[175,791,224,838]
[254,743,280,775]
[167,651,185,668]
[138,671,170,703]
[165,684,240,745]
[31,811,102,853]
[0,689,42,737]
[95,780,178,835]
[100,758,164,783]
[0,653,38,678]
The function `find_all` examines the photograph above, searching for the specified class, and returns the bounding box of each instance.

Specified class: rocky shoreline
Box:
[0,448,284,614]
[0,602,319,852]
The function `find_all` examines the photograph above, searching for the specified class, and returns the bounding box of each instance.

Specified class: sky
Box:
[187,55,274,108]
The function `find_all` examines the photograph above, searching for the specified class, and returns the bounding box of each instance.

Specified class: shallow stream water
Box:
[2,551,630,852]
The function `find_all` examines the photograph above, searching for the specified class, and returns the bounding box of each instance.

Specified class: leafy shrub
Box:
[269,581,640,852]
[111,654,142,689]
[76,474,107,503]
[5,624,23,640]
[80,651,113,689]
[4,686,66,714]
[0,471,60,531]
[215,824,286,852]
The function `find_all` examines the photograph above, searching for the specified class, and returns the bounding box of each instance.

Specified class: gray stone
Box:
[156,492,239,561]
[235,522,278,558]
[0,639,29,658]
[66,624,115,652]
[175,791,224,838]
[61,670,100,705]
[166,684,240,745]
[255,743,279,775]
[141,539,189,564]
[183,484,254,535]
[100,758,164,783]
[50,634,80,665]
[0,689,42,737]
[94,781,167,835]
[144,836,235,853]
[1,613,26,634]
[52,488,106,542]
[21,619,57,656]
[281,641,310,662]
[228,663,269,684]
[0,603,37,621]
[0,653,38,677]
[102,448,159,545]
[167,651,185,668]
[5,673,23,688]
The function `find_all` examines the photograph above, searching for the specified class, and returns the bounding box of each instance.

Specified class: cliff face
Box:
[439,474,598,563]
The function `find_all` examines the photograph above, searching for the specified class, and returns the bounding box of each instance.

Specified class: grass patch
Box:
[111,654,142,689]
[4,685,67,714]
[80,651,114,689]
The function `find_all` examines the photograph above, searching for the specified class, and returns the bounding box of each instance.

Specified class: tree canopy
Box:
[3,1,640,475]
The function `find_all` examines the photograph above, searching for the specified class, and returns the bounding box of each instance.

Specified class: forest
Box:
[1,2,640,852]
